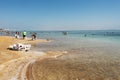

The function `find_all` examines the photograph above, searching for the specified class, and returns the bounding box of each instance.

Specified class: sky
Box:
[0,0,120,30]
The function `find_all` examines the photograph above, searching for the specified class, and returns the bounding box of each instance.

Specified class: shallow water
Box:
[29,30,120,80]
[32,36,120,80]
[26,30,120,51]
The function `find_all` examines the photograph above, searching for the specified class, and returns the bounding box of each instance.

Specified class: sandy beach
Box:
[0,36,120,80]
[0,36,66,80]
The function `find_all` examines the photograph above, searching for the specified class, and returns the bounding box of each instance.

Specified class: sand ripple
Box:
[0,51,66,80]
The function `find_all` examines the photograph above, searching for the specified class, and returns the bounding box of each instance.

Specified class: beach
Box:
[0,36,66,80]
[0,35,120,80]
[0,0,120,79]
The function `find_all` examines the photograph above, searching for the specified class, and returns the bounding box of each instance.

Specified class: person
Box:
[62,31,68,35]
[15,31,20,39]
[31,32,37,40]
[22,31,27,39]
[84,34,87,37]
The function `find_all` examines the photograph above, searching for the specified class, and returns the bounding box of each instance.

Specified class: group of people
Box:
[15,31,37,40]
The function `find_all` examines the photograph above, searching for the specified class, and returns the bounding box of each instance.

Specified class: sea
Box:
[28,30,120,80]
[18,30,120,52]
[1,30,120,51]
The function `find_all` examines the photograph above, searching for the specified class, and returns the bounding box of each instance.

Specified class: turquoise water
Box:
[27,30,120,43]
[1,30,120,43]
[26,30,120,51]
[1,30,120,51]
[1,30,120,38]
[3,30,119,40]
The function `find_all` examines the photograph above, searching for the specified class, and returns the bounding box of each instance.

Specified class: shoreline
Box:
[0,36,66,80]
[0,36,120,80]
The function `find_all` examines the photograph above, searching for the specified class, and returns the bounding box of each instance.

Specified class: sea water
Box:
[26,30,120,51]
[1,30,120,51]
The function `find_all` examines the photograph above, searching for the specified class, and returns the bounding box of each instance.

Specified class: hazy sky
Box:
[0,0,120,30]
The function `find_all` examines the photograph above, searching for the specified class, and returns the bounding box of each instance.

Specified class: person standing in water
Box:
[22,31,27,39]
[31,32,37,40]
